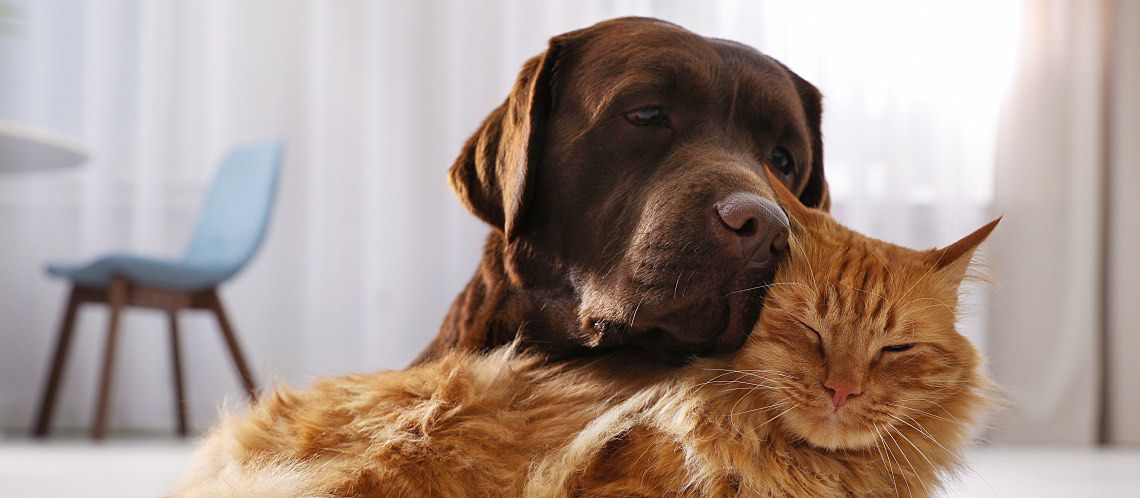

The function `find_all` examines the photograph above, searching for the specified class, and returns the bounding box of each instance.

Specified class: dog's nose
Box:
[824,381,862,409]
[714,192,789,267]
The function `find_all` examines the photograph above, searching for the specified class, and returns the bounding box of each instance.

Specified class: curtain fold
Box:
[1105,0,1140,445]
[989,0,1140,444]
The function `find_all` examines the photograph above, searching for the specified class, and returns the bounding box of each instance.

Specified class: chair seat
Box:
[46,253,236,291]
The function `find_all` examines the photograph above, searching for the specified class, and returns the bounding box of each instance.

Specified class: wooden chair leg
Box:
[167,310,189,437]
[92,277,128,440]
[32,287,83,437]
[207,290,258,401]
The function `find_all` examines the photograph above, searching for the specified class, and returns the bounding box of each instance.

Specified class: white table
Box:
[0,119,87,171]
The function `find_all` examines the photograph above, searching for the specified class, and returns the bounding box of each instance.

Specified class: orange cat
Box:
[177,175,999,497]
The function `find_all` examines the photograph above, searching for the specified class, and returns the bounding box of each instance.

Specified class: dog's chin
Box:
[583,263,775,361]
[708,262,777,353]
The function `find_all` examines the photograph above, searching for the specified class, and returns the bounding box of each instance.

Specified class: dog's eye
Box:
[768,146,795,174]
[881,344,914,353]
[626,106,667,126]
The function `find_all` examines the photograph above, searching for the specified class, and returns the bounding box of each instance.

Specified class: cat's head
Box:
[727,170,998,451]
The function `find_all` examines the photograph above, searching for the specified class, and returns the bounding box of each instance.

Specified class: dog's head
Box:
[450,17,828,359]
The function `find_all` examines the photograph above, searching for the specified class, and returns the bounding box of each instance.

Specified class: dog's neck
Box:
[414,231,586,365]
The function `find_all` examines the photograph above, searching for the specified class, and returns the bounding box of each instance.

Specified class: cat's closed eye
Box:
[880,344,914,353]
[794,318,825,355]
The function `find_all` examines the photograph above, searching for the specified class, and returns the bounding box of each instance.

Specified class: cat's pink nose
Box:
[824,381,862,408]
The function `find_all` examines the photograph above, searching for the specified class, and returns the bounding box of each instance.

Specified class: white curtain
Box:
[988,0,1140,444]
[1,0,1017,434]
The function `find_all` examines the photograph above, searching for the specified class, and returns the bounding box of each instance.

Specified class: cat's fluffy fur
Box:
[178,347,660,497]
[178,344,988,497]
[177,178,998,497]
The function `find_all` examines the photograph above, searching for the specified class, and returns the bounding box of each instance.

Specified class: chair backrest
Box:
[183,139,284,272]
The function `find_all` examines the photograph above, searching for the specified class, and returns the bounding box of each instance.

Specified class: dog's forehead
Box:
[711,40,797,91]
[563,22,800,114]
[709,39,804,128]
[567,21,719,86]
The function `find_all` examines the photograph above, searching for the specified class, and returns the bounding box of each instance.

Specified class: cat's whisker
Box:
[899,296,955,309]
[693,375,788,393]
[702,369,797,387]
[697,370,794,388]
[712,383,785,393]
[868,430,890,469]
[902,388,967,403]
[895,397,965,425]
[839,281,888,303]
[705,378,785,388]
[722,281,812,297]
[891,412,965,463]
[886,426,931,495]
[880,428,916,496]
[889,422,939,483]
[721,386,791,393]
[730,399,795,418]
[691,371,785,391]
[893,409,987,491]
[894,411,999,498]
[722,379,797,420]
[694,370,761,386]
[884,401,957,423]
[866,246,894,281]
[900,298,956,316]
[754,403,799,430]
[890,406,967,441]
[710,368,797,379]
[785,231,820,290]
[726,383,771,418]
[917,378,970,386]
[708,374,790,386]
[717,384,790,396]
[880,423,916,494]
[873,424,903,498]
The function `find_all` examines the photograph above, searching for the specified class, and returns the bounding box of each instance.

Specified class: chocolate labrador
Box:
[415,17,828,364]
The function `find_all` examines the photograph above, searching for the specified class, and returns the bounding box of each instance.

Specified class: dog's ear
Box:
[787,70,830,211]
[448,38,566,240]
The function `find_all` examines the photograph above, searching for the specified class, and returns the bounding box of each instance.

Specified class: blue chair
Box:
[32,139,284,439]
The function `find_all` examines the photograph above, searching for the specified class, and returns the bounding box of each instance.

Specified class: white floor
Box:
[0,440,1136,497]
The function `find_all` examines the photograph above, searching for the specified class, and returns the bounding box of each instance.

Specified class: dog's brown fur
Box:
[419,17,831,364]
[177,177,997,498]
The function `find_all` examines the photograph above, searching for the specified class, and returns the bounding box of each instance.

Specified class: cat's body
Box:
[178,176,998,497]
[179,348,662,497]
[179,345,983,497]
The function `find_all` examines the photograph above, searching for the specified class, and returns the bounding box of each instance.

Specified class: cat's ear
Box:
[929,216,1002,285]
[765,167,817,224]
